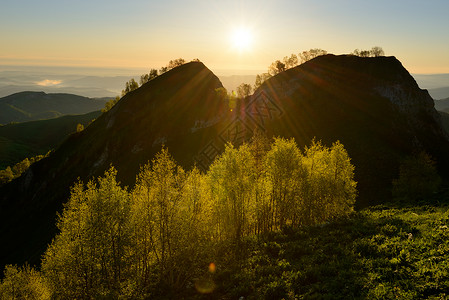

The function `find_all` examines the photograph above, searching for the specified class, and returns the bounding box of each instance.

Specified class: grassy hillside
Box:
[211,200,449,299]
[0,91,108,124]
[0,111,101,169]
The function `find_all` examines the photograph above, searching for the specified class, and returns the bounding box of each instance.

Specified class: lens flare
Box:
[231,27,253,52]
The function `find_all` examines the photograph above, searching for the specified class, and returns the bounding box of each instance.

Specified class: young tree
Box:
[248,130,271,234]
[0,264,50,300]
[76,123,84,132]
[302,140,356,224]
[0,166,14,185]
[131,148,196,290]
[149,68,158,80]
[370,46,385,57]
[265,138,306,229]
[167,58,186,70]
[268,60,286,76]
[42,167,131,298]
[12,158,30,176]
[159,66,168,74]
[236,83,253,99]
[254,73,272,90]
[351,47,384,57]
[207,143,256,243]
[283,53,299,69]
[140,73,150,86]
[140,69,159,85]
[101,96,120,113]
[299,49,328,63]
[121,78,139,96]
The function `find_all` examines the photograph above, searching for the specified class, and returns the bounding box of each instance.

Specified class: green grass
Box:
[207,198,449,299]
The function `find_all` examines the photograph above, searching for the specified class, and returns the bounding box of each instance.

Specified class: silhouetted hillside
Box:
[435,97,449,112]
[440,111,449,134]
[428,87,449,100]
[0,92,107,124]
[254,55,449,208]
[0,111,101,169]
[0,61,224,269]
[1,57,449,271]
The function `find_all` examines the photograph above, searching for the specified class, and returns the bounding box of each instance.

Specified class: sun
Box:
[231,27,253,52]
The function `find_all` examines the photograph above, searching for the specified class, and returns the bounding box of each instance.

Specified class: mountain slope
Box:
[440,111,449,135]
[253,55,449,207]
[0,62,225,269]
[428,87,449,100]
[1,58,449,271]
[435,97,449,112]
[0,92,108,124]
[0,111,101,169]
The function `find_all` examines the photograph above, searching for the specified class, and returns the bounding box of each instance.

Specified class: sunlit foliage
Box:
[131,149,209,292]
[236,83,253,99]
[254,72,272,90]
[0,264,50,300]
[208,143,256,243]
[42,167,131,299]
[0,152,49,186]
[75,123,84,133]
[101,96,120,113]
[2,137,358,297]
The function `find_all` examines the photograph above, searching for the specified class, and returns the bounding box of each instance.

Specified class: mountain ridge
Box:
[0,91,108,124]
[1,57,449,271]
[0,110,101,169]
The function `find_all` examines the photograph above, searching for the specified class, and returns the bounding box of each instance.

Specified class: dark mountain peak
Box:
[262,54,441,129]
[254,54,449,205]
[304,54,414,84]
[111,61,222,115]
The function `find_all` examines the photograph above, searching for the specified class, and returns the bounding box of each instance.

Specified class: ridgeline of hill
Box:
[0,91,108,124]
[0,111,101,169]
[429,87,449,100]
[1,56,449,273]
[435,97,449,112]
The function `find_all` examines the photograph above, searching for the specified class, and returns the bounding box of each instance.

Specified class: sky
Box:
[1,0,449,75]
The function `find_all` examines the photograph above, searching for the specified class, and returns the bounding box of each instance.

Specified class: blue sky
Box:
[1,0,449,74]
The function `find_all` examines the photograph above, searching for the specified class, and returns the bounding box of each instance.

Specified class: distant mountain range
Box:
[0,91,108,124]
[1,56,449,271]
[0,67,140,98]
[0,110,101,169]
[428,87,449,100]
[219,74,256,93]
[434,97,449,112]
[412,73,449,100]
